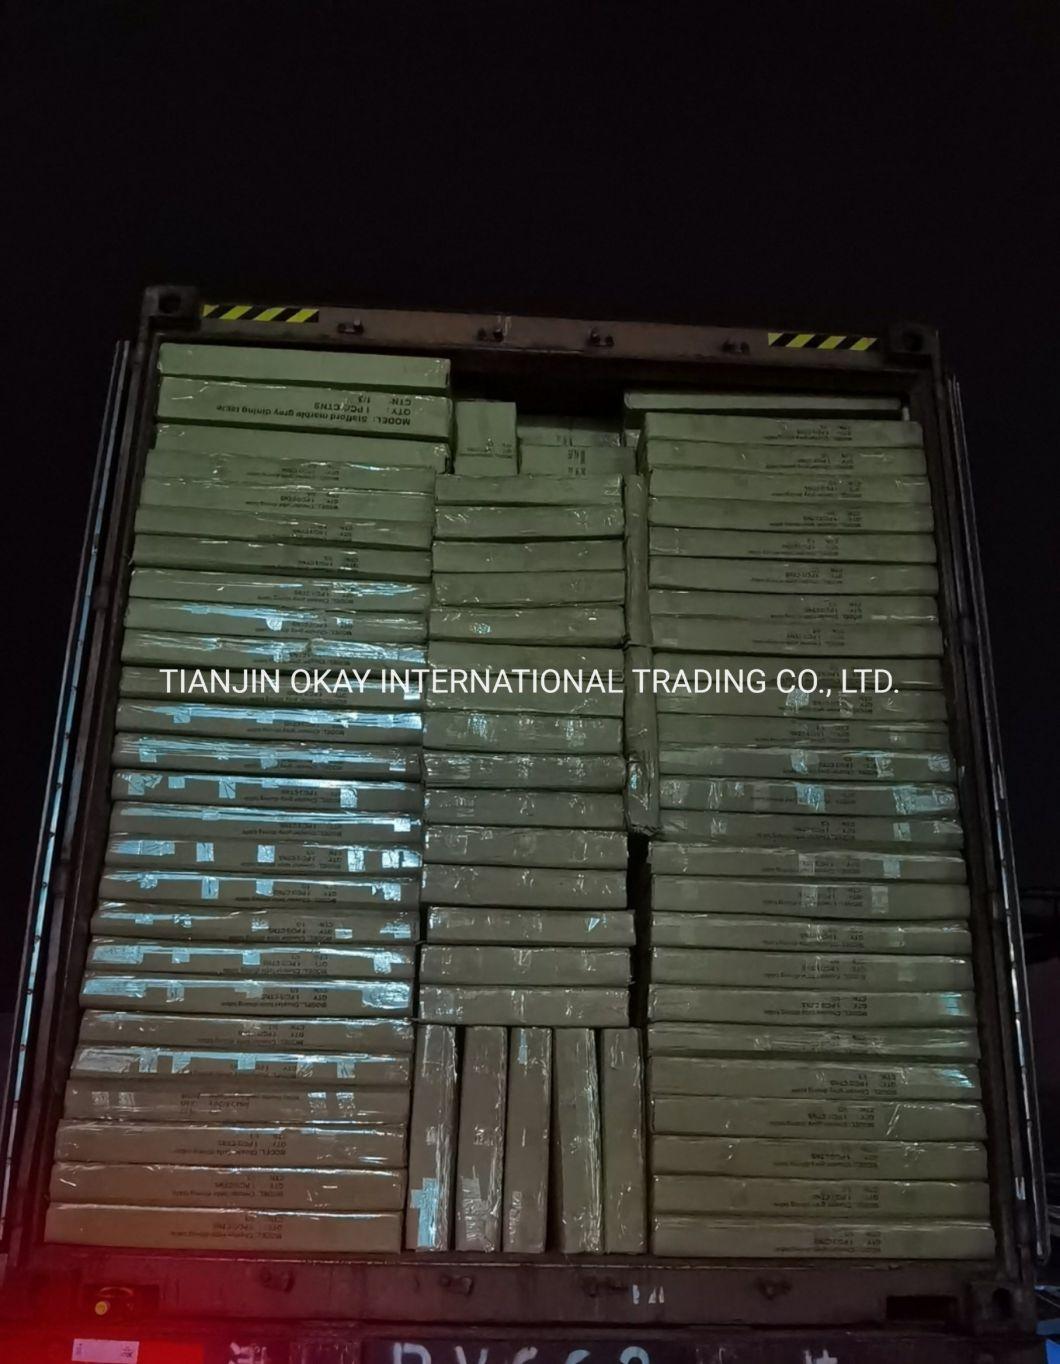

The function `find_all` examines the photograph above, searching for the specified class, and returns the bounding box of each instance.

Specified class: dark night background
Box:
[2,5,1058,1140]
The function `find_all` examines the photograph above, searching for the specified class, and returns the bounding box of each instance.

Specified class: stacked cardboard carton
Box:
[418,473,632,1029]
[636,406,992,1260]
[517,414,636,477]
[46,343,452,1253]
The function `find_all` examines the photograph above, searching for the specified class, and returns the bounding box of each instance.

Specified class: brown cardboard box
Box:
[63,1080,410,1124]
[455,400,517,461]
[648,586,938,625]
[624,474,650,646]
[124,596,427,643]
[144,450,438,494]
[405,1025,458,1250]
[649,468,931,506]
[650,616,942,658]
[420,946,630,987]
[104,834,421,877]
[427,908,634,947]
[639,414,923,448]
[650,1134,987,1180]
[115,698,424,745]
[86,940,415,980]
[600,1029,647,1253]
[79,973,413,1017]
[97,868,420,911]
[649,1095,987,1141]
[656,713,949,753]
[650,874,970,920]
[649,497,933,536]
[657,811,963,850]
[502,1028,551,1253]
[650,524,937,565]
[650,844,967,884]
[432,541,624,574]
[647,1021,981,1061]
[91,903,418,945]
[650,1216,994,1259]
[649,912,971,956]
[109,803,421,845]
[157,342,450,394]
[660,746,955,785]
[421,865,627,909]
[649,947,973,992]
[112,732,420,780]
[424,713,623,755]
[658,777,957,819]
[519,445,634,477]
[436,505,624,540]
[132,533,433,580]
[78,1011,413,1052]
[46,1203,402,1252]
[455,1028,507,1252]
[653,649,943,691]
[647,1055,979,1101]
[111,770,423,813]
[51,1162,406,1211]
[649,554,938,596]
[419,986,628,1028]
[429,606,625,648]
[424,789,625,829]
[138,476,434,526]
[625,645,661,835]
[647,986,976,1029]
[135,504,433,551]
[650,1175,990,1220]
[551,1030,602,1253]
[423,825,627,869]
[422,753,626,791]
[129,566,432,612]
[152,419,450,471]
[54,1119,407,1168]
[436,475,622,506]
[431,570,625,607]
[70,1044,410,1087]
[655,686,946,724]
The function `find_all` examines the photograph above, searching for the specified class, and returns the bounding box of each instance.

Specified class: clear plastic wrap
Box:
[159,341,451,393]
[651,617,943,658]
[419,986,628,1028]
[109,802,421,844]
[650,553,938,596]
[96,868,419,909]
[141,476,434,525]
[650,912,972,957]
[86,939,415,978]
[121,629,427,672]
[650,1134,987,1180]
[649,588,938,626]
[130,567,432,612]
[659,746,955,785]
[424,789,624,829]
[600,1029,647,1253]
[649,843,967,883]
[422,752,626,792]
[69,1044,410,1086]
[432,570,625,607]
[111,772,423,813]
[519,445,634,477]
[51,1162,405,1211]
[115,700,423,745]
[650,524,938,565]
[647,1021,981,1061]
[659,777,957,818]
[435,505,624,541]
[79,974,413,1017]
[145,449,438,493]
[104,836,421,877]
[136,504,434,551]
[112,734,421,781]
[45,1203,403,1252]
[551,1029,602,1253]
[156,376,452,439]
[420,946,630,987]
[649,496,934,536]
[63,1079,411,1124]
[154,421,449,471]
[55,1119,407,1167]
[502,1028,551,1252]
[424,712,622,756]
[421,864,627,909]
[648,1055,979,1101]
[432,539,624,574]
[125,598,427,643]
[436,474,621,506]
[650,875,969,920]
[624,473,650,646]
[427,908,635,947]
[454,1028,507,1252]
[78,1011,414,1052]
[133,533,433,581]
[423,825,626,869]
[429,605,625,646]
[405,1024,458,1250]
[649,1094,985,1141]
[647,985,976,1029]
[658,811,964,850]
[91,904,417,944]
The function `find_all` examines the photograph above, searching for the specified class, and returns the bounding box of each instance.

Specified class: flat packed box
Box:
[552,1029,603,1253]
[124,597,427,643]
[425,688,623,719]
[650,1216,993,1260]
[420,946,630,987]
[658,745,954,785]
[51,1162,405,1211]
[658,810,963,850]
[104,835,422,878]
[659,778,957,818]
[503,1028,551,1253]
[115,699,423,746]
[650,843,967,884]
[63,1080,409,1125]
[648,1021,980,1061]
[87,939,414,980]
[135,505,433,552]
[455,400,517,461]
[517,416,623,447]
[650,617,943,658]
[648,588,937,626]
[421,864,626,909]
[419,986,629,1028]
[437,474,621,506]
[433,540,624,574]
[649,496,934,535]
[139,476,433,524]
[649,1094,986,1141]
[134,533,433,581]
[650,912,971,957]
[424,713,623,756]
[651,1175,989,1220]
[648,985,976,1029]
[454,456,517,476]
[455,1028,507,1251]
[649,948,972,994]
[427,639,624,674]
[54,1119,407,1168]
[435,505,624,541]
[624,473,650,647]
[129,566,432,612]
[111,734,421,781]
[651,875,970,920]
[159,342,450,393]
[643,437,924,477]
[650,1134,987,1180]
[424,825,626,868]
[649,524,937,564]
[429,605,625,646]
[626,390,904,420]
[156,376,452,439]
[405,1025,458,1250]
[154,421,450,470]
[648,1055,979,1101]
[650,554,938,596]
[46,1203,402,1252]
[77,1011,413,1052]
[80,973,413,1017]
[427,908,633,945]
[423,753,625,792]
[650,467,930,505]
[145,448,438,493]
[70,1044,409,1087]
[424,789,625,829]
[652,649,944,690]
[96,868,420,911]
[520,444,634,476]
[109,803,421,846]
[600,1029,647,1253]
[121,630,427,674]
[641,414,924,448]
[111,771,423,813]
[432,570,625,607]
[655,685,947,724]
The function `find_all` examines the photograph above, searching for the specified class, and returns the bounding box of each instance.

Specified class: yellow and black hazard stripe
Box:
[201,303,320,324]
[768,331,878,351]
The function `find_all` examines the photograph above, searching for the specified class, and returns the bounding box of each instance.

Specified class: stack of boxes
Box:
[637,406,991,1258]
[46,343,451,1253]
